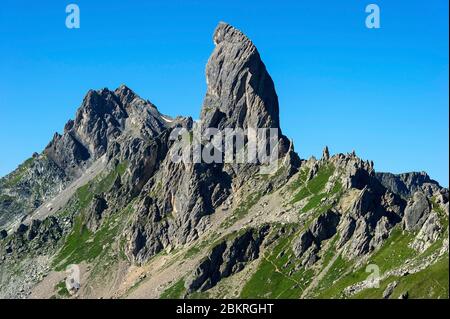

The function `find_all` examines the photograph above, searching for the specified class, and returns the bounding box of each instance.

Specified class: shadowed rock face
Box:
[375,172,440,199]
[185,226,270,293]
[293,210,340,265]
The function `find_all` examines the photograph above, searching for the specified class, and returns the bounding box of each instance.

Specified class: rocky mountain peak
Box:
[213,22,256,48]
[200,22,280,131]
[79,88,121,116]
[114,84,137,105]
[44,86,169,178]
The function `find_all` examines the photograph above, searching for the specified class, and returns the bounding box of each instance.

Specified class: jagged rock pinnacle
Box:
[200,22,280,131]
[213,22,256,49]
[322,146,330,160]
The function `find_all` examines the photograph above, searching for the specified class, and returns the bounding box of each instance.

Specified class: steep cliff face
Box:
[375,171,441,199]
[0,23,448,300]
[201,22,280,131]
[200,23,292,162]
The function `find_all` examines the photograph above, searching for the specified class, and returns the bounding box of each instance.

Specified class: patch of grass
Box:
[240,225,314,298]
[115,161,128,176]
[184,246,201,259]
[299,183,341,230]
[55,280,71,298]
[313,254,359,298]
[313,226,417,298]
[291,164,335,204]
[302,193,327,213]
[368,227,416,272]
[241,259,294,298]
[391,254,449,299]
[320,234,340,268]
[53,202,134,271]
[288,167,310,191]
[52,215,92,270]
[160,278,186,299]
[292,187,312,205]
[75,161,129,210]
[76,184,93,210]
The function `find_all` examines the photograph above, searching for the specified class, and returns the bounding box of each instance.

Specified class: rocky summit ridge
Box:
[0,23,448,299]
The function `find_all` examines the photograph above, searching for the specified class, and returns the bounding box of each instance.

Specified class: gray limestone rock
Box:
[122,22,300,264]
[403,191,431,231]
[383,281,398,299]
[370,216,391,249]
[410,211,441,252]
[201,22,281,132]
[293,230,315,259]
[293,210,340,264]
[310,210,340,242]
[375,172,440,199]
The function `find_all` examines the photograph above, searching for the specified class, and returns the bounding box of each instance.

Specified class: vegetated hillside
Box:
[0,22,448,299]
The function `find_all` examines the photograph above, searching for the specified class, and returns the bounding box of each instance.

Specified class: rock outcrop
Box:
[2,216,66,259]
[375,172,440,199]
[201,22,281,132]
[293,210,340,266]
[185,226,269,293]
[403,191,431,231]
[410,212,441,252]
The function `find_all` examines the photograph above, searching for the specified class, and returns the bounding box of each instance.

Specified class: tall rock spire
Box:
[200,22,281,131]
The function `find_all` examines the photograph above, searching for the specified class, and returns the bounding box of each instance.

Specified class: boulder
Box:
[403,191,430,231]
[382,281,398,299]
[410,212,441,252]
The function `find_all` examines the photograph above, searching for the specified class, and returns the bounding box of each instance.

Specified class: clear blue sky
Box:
[0,0,448,186]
